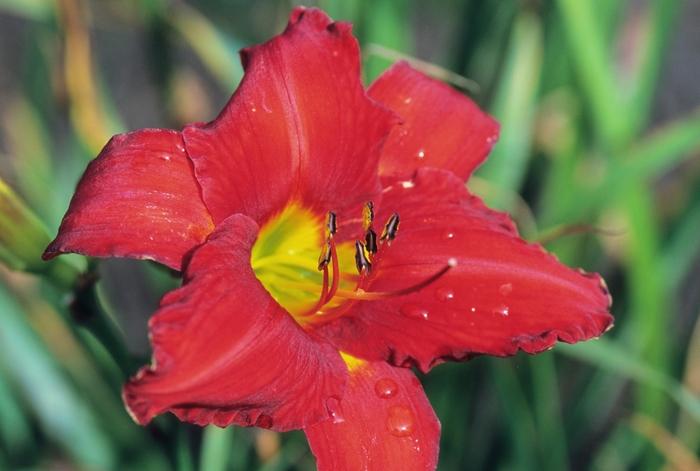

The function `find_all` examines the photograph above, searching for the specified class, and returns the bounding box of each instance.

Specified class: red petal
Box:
[182,7,397,225]
[316,169,613,372]
[123,214,347,431]
[368,62,499,181]
[43,129,214,271]
[304,361,439,471]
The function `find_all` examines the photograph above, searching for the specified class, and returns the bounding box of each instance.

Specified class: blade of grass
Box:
[476,12,542,211]
[57,0,115,155]
[490,359,537,470]
[167,2,244,90]
[555,0,626,147]
[530,354,570,471]
[199,426,233,471]
[0,367,32,455]
[176,426,194,471]
[2,98,55,222]
[553,109,700,224]
[660,198,700,290]
[558,341,700,422]
[626,0,682,137]
[360,0,412,83]
[0,177,79,289]
[630,413,700,471]
[319,0,361,23]
[622,188,671,419]
[0,0,53,19]
[0,283,116,469]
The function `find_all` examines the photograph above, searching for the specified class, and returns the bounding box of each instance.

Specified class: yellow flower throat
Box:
[250,204,356,323]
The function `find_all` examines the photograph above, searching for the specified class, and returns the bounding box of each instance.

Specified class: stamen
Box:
[326,211,337,238]
[362,201,375,231]
[334,258,457,301]
[365,229,378,255]
[354,241,372,274]
[380,213,400,244]
[317,240,332,270]
[325,238,340,302]
[299,266,329,317]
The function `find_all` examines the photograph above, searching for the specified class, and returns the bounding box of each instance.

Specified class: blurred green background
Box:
[0,0,699,469]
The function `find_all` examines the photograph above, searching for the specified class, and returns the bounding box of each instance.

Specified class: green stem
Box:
[199,426,233,471]
[68,272,135,378]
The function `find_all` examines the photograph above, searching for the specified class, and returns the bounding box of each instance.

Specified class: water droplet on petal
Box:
[499,283,513,296]
[443,230,455,240]
[326,397,345,424]
[400,304,429,320]
[375,378,398,399]
[469,307,477,314]
[435,287,455,301]
[255,414,273,428]
[492,305,509,317]
[416,149,425,159]
[387,405,415,437]
[403,96,412,104]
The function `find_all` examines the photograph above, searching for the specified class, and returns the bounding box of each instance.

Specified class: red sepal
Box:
[43,129,214,271]
[123,214,347,431]
[369,62,499,181]
[182,7,396,225]
[305,361,439,471]
[316,169,613,372]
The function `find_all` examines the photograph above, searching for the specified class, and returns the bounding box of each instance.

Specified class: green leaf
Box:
[558,341,700,422]
[555,0,626,147]
[0,284,115,468]
[199,426,234,471]
[476,12,542,211]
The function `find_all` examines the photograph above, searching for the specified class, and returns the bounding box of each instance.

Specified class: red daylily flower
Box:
[44,7,613,470]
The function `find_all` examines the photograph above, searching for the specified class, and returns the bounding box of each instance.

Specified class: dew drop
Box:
[435,287,455,301]
[325,397,345,424]
[492,305,509,317]
[469,307,477,314]
[255,414,273,429]
[386,405,415,437]
[403,96,412,104]
[374,378,399,399]
[416,149,426,159]
[499,283,513,296]
[400,304,429,320]
[443,230,455,240]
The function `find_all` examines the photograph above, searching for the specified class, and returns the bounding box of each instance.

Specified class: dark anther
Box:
[365,229,378,255]
[362,201,375,231]
[380,212,400,243]
[326,211,337,237]
[317,240,332,270]
[354,241,372,274]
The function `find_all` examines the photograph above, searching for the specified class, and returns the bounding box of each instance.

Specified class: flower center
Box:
[251,202,456,326]
[250,204,356,322]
